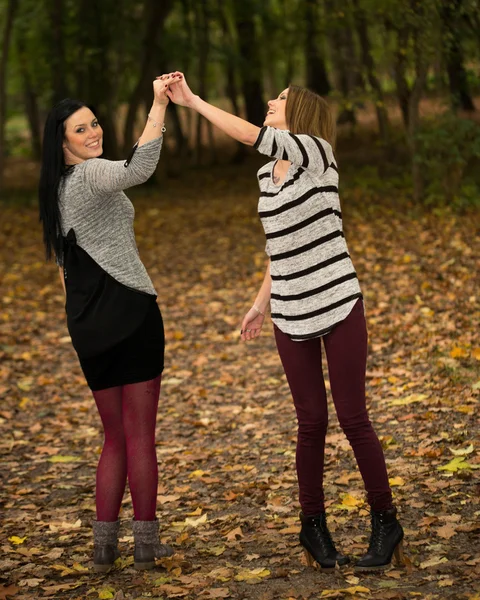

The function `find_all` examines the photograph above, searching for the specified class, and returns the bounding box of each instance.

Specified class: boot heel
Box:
[393,540,405,566]
[304,549,315,568]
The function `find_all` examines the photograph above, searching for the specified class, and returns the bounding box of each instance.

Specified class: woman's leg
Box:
[93,385,127,522]
[323,300,392,511]
[274,325,328,515]
[122,375,161,521]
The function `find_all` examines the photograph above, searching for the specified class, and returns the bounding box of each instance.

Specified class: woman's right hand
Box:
[240,307,265,342]
[163,72,196,108]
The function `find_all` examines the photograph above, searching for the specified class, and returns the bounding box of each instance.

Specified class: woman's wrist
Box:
[253,301,269,316]
[188,94,201,110]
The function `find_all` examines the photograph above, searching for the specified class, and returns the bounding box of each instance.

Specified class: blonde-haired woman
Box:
[165,73,404,572]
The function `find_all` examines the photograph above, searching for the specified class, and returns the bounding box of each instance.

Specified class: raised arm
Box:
[165,72,260,146]
[83,74,179,196]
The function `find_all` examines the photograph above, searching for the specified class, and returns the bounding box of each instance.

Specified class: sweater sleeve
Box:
[253,126,332,174]
[82,137,163,195]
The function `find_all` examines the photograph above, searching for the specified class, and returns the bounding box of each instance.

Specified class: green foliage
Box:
[415,112,480,209]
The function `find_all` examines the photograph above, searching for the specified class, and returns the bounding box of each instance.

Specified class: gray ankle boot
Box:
[132,519,173,570]
[93,520,121,573]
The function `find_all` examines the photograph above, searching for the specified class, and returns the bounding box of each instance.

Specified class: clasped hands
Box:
[154,71,195,107]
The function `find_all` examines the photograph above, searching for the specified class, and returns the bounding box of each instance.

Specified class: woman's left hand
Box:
[163,72,196,108]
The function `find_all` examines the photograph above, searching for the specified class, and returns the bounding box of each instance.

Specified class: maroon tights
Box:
[274,300,392,516]
[92,376,161,522]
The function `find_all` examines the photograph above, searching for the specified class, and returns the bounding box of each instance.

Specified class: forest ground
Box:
[0,128,479,600]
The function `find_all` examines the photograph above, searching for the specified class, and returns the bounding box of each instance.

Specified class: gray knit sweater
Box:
[254,126,362,340]
[57,137,162,295]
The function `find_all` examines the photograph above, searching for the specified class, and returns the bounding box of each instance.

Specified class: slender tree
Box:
[352,0,390,146]
[123,0,174,154]
[440,0,475,112]
[305,0,331,96]
[0,0,18,189]
[233,0,265,126]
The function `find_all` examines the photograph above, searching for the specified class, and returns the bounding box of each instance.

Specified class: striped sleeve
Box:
[254,126,331,173]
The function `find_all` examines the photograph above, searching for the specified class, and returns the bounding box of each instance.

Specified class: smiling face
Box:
[264,88,289,130]
[62,107,103,165]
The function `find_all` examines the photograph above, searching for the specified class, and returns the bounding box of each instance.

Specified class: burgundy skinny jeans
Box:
[274,299,393,515]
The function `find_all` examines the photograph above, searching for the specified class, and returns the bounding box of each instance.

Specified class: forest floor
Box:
[0,156,479,600]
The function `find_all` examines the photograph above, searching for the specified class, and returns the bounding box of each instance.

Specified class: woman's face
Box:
[264,88,289,129]
[63,107,103,165]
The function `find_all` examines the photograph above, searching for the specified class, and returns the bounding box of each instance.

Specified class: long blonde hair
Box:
[286,85,336,148]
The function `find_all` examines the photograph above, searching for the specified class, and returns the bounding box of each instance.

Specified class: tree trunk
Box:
[217,0,246,163]
[0,0,18,190]
[48,0,69,102]
[441,0,475,112]
[16,29,42,160]
[391,23,410,128]
[352,0,389,146]
[407,5,429,203]
[326,1,359,128]
[194,0,216,165]
[233,0,265,126]
[123,0,174,154]
[305,0,331,96]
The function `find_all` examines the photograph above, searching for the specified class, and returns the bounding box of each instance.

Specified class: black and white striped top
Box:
[254,126,362,341]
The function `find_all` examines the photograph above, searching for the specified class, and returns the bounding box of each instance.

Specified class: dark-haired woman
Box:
[39,74,181,572]
[166,74,404,572]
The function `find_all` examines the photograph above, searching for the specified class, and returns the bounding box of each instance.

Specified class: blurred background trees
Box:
[1,0,480,207]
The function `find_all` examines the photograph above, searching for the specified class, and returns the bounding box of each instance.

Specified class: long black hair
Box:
[39,98,86,261]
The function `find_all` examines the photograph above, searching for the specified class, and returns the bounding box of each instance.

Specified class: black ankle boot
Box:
[132,519,174,570]
[355,507,404,571]
[92,520,121,573]
[299,512,350,571]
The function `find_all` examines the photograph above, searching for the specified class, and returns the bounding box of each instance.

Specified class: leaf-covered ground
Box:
[0,161,479,600]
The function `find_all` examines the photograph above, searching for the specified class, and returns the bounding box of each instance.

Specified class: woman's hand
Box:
[153,73,180,106]
[163,72,196,108]
[240,307,265,342]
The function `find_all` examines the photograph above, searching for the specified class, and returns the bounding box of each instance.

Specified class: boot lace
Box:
[311,518,336,554]
[368,516,387,554]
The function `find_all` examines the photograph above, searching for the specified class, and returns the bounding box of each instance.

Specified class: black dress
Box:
[63,229,164,391]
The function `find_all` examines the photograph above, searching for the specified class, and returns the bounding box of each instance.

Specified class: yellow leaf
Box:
[208,545,226,556]
[17,379,32,391]
[234,567,270,581]
[345,586,370,594]
[186,507,203,516]
[472,348,480,360]
[449,444,474,456]
[98,587,115,599]
[9,536,27,545]
[19,397,30,409]
[184,513,207,528]
[189,469,205,478]
[438,456,479,472]
[173,330,185,340]
[336,493,364,510]
[389,393,428,406]
[450,346,468,358]
[420,556,448,569]
[389,477,405,486]
[48,455,82,463]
